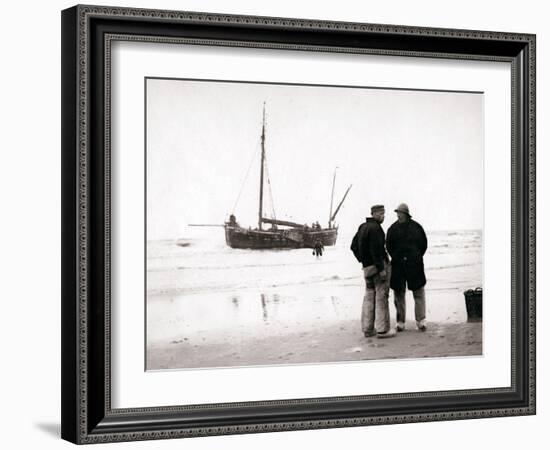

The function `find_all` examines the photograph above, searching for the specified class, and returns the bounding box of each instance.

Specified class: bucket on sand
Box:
[464,287,482,322]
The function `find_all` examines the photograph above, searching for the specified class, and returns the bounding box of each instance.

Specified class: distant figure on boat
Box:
[313,239,324,258]
[222,104,349,250]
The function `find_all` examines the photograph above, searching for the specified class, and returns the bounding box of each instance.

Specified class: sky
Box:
[146,78,483,240]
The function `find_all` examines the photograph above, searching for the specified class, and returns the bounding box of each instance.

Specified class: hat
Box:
[394,203,411,217]
[371,204,385,214]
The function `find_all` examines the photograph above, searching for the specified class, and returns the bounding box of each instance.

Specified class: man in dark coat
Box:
[313,239,324,258]
[386,203,428,332]
[351,205,395,339]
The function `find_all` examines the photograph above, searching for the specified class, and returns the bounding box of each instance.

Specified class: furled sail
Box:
[261,218,305,229]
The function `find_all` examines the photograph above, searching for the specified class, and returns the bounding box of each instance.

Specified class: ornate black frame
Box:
[61,4,536,444]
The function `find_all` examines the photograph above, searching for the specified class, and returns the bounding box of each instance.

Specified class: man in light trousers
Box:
[386,203,428,332]
[351,205,395,339]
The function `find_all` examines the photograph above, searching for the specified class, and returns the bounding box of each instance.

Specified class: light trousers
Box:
[361,264,391,334]
[393,286,426,326]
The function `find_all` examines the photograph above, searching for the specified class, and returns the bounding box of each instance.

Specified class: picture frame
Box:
[61,4,536,444]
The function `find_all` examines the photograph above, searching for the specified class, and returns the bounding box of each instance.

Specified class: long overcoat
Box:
[386,219,427,291]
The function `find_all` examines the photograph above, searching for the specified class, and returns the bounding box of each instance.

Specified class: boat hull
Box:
[225,225,337,249]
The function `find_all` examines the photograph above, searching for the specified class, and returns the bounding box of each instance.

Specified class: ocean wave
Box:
[147,259,334,272]
[148,274,361,296]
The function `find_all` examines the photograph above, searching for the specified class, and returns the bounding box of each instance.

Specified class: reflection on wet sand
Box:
[146,283,482,370]
[146,230,482,370]
[257,293,282,322]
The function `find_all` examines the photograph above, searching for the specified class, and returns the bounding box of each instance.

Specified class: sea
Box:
[146,229,482,347]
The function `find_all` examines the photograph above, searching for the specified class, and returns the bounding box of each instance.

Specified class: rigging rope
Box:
[231,141,260,214]
[264,152,277,220]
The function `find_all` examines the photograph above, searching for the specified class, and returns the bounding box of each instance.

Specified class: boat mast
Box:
[331,184,353,223]
[258,103,266,230]
[328,168,337,227]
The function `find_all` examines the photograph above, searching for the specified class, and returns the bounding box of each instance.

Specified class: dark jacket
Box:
[386,219,427,291]
[350,218,388,272]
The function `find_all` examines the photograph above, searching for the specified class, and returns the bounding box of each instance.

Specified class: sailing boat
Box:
[224,104,352,250]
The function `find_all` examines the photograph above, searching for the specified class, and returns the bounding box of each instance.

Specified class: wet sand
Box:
[146,230,482,371]
[147,319,482,370]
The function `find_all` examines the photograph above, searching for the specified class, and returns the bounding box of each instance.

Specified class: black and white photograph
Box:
[145,77,483,370]
[2,0,545,446]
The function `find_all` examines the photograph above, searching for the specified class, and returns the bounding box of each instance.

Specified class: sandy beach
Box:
[146,229,482,370]
[148,319,482,370]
